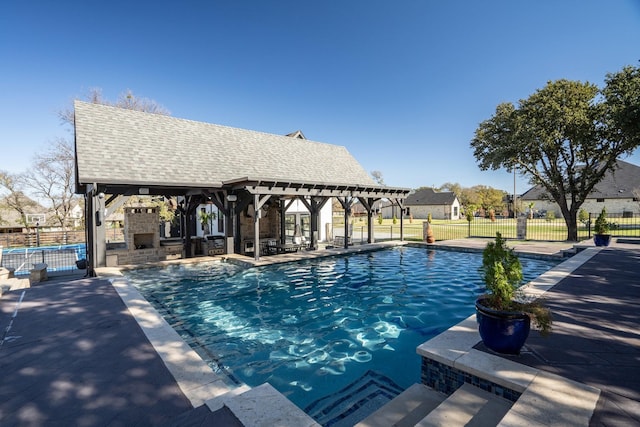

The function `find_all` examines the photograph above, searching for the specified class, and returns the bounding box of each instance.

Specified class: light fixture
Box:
[226,194,238,202]
[139,187,149,195]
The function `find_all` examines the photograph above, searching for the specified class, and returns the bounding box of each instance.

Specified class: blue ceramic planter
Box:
[593,234,611,247]
[476,298,531,355]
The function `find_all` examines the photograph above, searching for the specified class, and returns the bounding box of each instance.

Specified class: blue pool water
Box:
[125,246,558,418]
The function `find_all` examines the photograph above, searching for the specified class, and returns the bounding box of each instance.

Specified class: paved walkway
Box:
[477,246,640,426]
[0,275,195,426]
[435,238,639,426]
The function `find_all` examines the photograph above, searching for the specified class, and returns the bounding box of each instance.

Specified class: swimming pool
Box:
[125,246,558,421]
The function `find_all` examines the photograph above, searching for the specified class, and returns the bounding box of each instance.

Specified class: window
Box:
[285,214,296,237]
[454,206,458,217]
[597,198,605,203]
[301,214,311,238]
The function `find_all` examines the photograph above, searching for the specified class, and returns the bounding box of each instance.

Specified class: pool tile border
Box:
[416,247,603,426]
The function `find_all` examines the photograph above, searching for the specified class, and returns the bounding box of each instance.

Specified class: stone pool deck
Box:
[419,239,640,426]
[0,238,638,425]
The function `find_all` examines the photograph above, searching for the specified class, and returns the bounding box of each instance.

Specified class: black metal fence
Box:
[335,212,640,244]
[1,244,87,276]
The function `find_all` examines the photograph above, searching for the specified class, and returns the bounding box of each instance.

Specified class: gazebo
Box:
[74,101,410,276]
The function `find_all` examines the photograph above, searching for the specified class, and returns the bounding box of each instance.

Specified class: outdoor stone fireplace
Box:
[106,207,175,266]
[133,232,155,249]
[125,207,160,250]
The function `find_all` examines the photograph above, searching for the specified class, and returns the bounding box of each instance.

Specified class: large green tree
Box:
[471,185,506,213]
[471,65,640,241]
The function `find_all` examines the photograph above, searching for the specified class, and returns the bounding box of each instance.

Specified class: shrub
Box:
[578,208,589,226]
[594,207,611,234]
[465,210,474,222]
[480,232,552,335]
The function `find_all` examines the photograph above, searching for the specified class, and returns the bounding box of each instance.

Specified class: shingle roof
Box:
[404,188,457,205]
[74,101,376,189]
[521,160,640,200]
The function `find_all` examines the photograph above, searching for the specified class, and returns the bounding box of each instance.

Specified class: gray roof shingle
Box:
[405,188,457,205]
[74,101,377,188]
[521,160,640,200]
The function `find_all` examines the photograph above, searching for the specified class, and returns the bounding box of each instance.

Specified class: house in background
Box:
[381,188,461,220]
[521,160,640,217]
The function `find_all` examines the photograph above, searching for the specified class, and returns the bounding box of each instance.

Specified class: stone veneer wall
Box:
[107,207,172,266]
[239,205,280,242]
[529,198,639,217]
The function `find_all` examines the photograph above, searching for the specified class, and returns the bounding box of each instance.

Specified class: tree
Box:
[0,171,38,228]
[48,89,171,228]
[459,187,479,208]
[472,185,505,213]
[22,138,78,230]
[471,65,640,241]
[438,182,463,200]
[371,170,385,185]
[59,88,170,125]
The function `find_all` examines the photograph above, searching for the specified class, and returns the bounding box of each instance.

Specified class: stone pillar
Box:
[517,216,527,240]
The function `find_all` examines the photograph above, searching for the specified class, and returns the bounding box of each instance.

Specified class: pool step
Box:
[356,383,513,427]
[305,370,404,426]
[205,383,321,427]
[355,383,446,427]
[418,383,512,427]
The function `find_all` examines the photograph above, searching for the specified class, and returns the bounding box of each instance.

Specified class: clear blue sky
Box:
[1,1,639,193]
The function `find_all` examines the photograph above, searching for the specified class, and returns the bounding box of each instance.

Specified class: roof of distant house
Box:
[405,187,457,205]
[521,160,640,200]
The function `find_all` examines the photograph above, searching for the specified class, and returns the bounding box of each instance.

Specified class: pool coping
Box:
[416,247,603,426]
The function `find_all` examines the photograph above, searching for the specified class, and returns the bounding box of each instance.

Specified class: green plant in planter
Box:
[199,211,217,234]
[594,207,611,235]
[480,232,552,335]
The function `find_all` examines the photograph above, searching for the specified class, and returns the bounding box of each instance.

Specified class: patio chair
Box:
[267,239,278,255]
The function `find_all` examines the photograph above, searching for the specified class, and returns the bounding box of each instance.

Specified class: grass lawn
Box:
[333,214,640,242]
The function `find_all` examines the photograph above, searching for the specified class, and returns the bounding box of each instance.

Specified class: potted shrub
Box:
[475,232,552,355]
[425,221,435,243]
[199,211,216,236]
[593,207,612,247]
